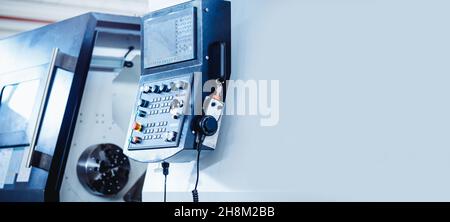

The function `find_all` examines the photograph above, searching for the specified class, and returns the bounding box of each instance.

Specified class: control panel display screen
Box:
[144,8,196,68]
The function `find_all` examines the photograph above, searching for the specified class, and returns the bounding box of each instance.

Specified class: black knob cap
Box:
[161,84,171,93]
[152,85,161,93]
[140,99,150,108]
[194,115,218,137]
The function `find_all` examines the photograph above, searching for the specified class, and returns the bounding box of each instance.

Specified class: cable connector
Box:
[162,162,170,202]
[162,162,170,176]
[192,190,199,203]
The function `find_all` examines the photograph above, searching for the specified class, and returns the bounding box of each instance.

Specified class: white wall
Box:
[143,0,450,202]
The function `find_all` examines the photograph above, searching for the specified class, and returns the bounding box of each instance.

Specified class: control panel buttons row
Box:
[139,99,171,108]
[146,121,168,128]
[132,121,168,131]
[150,96,173,103]
[141,81,188,94]
[150,109,171,115]
[131,131,178,144]
[143,135,162,140]
[143,128,167,134]
[141,84,171,94]
[149,102,172,109]
[138,108,171,117]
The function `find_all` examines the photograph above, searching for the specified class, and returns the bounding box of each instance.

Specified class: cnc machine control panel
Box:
[124,0,231,163]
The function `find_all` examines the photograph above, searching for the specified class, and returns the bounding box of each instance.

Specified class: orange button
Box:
[133,122,143,132]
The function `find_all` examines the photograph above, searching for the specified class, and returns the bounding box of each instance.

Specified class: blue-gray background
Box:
[145,0,450,201]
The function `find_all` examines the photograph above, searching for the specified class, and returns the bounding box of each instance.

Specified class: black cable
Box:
[124,46,134,58]
[162,162,170,203]
[192,135,204,202]
[194,145,201,191]
[164,175,167,202]
[123,46,135,68]
[190,115,218,202]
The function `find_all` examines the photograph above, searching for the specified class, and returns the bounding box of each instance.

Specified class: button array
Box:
[138,121,170,141]
[146,97,174,116]
[143,135,163,140]
[132,79,189,147]
[146,121,168,128]
[151,96,173,103]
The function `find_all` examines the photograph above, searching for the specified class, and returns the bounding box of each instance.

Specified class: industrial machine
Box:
[0,0,230,202]
[0,13,147,202]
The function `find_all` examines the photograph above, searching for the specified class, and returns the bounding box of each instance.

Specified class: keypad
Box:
[128,74,192,150]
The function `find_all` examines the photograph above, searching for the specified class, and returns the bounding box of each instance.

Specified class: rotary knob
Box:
[193,115,219,137]
[170,99,184,119]
[161,84,171,93]
[152,85,161,93]
[169,82,177,91]
[141,85,151,93]
[175,81,187,90]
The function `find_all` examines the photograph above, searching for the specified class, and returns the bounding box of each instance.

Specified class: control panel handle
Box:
[218,42,227,81]
[212,41,227,81]
[209,42,228,81]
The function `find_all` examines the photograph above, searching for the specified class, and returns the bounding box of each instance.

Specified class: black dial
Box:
[152,84,161,93]
[161,84,171,92]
